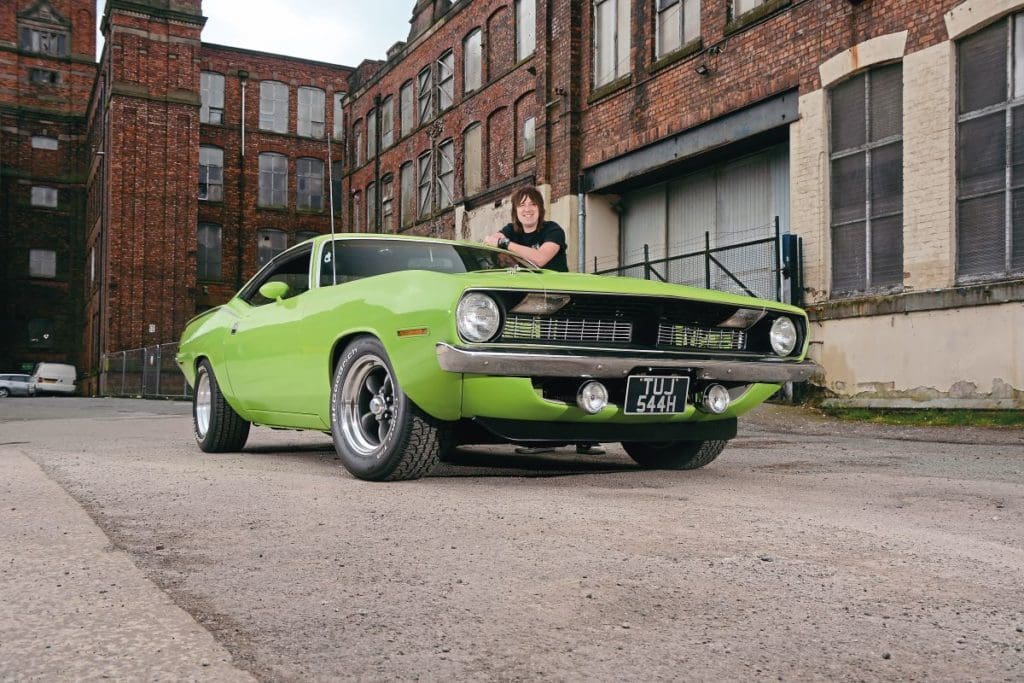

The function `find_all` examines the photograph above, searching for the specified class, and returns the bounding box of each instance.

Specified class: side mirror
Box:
[258,280,290,301]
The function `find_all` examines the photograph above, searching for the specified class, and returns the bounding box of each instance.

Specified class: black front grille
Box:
[484,290,796,356]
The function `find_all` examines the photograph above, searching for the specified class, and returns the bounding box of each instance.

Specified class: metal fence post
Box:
[643,244,651,280]
[704,231,712,290]
[774,216,782,303]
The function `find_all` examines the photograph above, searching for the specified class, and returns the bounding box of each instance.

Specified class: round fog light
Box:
[700,384,731,414]
[577,381,609,414]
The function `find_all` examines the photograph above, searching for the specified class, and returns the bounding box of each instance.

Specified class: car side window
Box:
[240,246,313,306]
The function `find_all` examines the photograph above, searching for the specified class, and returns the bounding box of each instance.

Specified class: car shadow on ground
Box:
[242,441,641,479]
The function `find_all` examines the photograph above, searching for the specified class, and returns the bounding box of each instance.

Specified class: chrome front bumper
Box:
[436,342,820,383]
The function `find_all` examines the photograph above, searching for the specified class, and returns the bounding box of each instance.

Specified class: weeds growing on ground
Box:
[819,407,1024,428]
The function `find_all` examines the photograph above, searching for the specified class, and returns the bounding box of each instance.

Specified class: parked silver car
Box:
[0,374,36,397]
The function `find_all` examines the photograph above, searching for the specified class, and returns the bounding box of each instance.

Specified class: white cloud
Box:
[96,0,412,65]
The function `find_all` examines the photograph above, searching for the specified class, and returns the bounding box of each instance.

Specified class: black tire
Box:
[330,336,447,481]
[622,439,727,470]
[0,387,9,398]
[193,359,250,453]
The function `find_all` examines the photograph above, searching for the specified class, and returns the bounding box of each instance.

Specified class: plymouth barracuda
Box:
[176,234,819,481]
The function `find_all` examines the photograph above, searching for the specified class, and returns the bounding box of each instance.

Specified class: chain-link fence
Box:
[101,342,190,399]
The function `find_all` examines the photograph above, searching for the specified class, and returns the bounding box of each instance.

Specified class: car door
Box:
[220,244,319,422]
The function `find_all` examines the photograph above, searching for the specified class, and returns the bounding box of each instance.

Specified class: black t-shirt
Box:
[500,221,568,272]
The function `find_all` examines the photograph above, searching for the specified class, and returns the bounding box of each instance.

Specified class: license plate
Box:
[624,375,689,415]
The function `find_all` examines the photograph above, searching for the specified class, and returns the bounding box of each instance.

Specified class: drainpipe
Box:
[577,173,586,273]
[236,70,248,289]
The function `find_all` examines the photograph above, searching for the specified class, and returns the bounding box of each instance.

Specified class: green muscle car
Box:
[176,234,819,481]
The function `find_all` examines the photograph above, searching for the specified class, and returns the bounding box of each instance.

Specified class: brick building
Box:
[2,0,1022,407]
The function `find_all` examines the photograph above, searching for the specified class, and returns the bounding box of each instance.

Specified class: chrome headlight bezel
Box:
[456,293,502,343]
[769,316,798,356]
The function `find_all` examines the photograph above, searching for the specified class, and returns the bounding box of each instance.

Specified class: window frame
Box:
[438,51,455,112]
[199,145,224,202]
[593,0,631,88]
[200,71,225,124]
[400,161,415,228]
[463,123,483,197]
[437,139,455,210]
[30,186,58,208]
[516,0,537,62]
[400,80,415,137]
[197,222,223,280]
[464,29,483,94]
[29,248,57,278]
[259,80,289,134]
[258,152,289,208]
[418,151,433,218]
[381,95,395,149]
[655,0,701,59]
[298,86,326,139]
[297,157,325,212]
[418,66,433,123]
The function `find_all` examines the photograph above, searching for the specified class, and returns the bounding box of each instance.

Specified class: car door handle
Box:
[230,322,239,335]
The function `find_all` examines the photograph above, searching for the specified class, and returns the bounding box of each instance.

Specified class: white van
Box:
[31,363,77,395]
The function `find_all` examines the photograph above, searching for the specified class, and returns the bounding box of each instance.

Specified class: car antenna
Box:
[326,131,338,285]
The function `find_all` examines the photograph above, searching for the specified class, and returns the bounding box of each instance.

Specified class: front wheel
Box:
[0,387,9,398]
[331,336,446,481]
[193,359,250,452]
[622,439,727,470]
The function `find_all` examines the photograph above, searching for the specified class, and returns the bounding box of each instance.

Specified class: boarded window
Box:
[437,52,455,111]
[516,0,536,61]
[829,64,904,296]
[956,14,1024,279]
[400,81,414,136]
[437,139,455,209]
[463,123,483,196]
[29,249,56,278]
[400,162,415,227]
[464,29,483,93]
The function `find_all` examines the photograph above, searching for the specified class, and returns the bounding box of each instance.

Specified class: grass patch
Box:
[819,407,1024,428]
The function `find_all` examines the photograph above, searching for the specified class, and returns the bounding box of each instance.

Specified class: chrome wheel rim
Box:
[195,370,212,438]
[340,354,395,458]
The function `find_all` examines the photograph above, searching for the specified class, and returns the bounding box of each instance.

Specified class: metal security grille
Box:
[501,315,633,343]
[657,325,747,351]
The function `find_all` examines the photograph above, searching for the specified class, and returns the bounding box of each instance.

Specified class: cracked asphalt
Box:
[1,397,1022,680]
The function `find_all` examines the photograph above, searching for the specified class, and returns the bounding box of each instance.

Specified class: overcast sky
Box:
[96,0,414,65]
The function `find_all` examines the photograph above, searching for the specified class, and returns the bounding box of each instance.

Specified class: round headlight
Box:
[576,381,609,415]
[769,316,798,356]
[456,293,501,342]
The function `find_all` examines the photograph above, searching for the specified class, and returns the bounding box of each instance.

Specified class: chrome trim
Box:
[436,342,820,383]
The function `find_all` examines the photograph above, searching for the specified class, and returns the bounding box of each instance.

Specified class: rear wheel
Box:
[193,359,250,452]
[622,439,727,470]
[0,387,9,398]
[330,336,446,481]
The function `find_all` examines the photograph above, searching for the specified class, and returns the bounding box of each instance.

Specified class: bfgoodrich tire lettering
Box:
[622,439,727,470]
[330,336,446,481]
[193,359,250,452]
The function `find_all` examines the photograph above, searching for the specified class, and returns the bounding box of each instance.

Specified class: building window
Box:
[367,182,377,231]
[31,136,58,150]
[829,63,904,295]
[29,68,58,85]
[464,29,483,93]
[516,0,536,62]
[20,27,67,56]
[258,153,288,207]
[956,14,1024,280]
[366,109,378,159]
[418,151,432,217]
[521,116,536,158]
[31,186,57,208]
[197,223,222,280]
[200,72,225,124]
[28,318,54,348]
[381,175,394,232]
[296,231,320,244]
[30,249,56,278]
[400,80,414,137]
[199,146,224,201]
[352,191,361,231]
[733,0,766,17]
[437,51,455,111]
[463,123,483,197]
[297,158,324,211]
[594,0,630,87]
[656,0,700,58]
[332,160,343,213]
[400,161,415,228]
[257,229,288,267]
[298,87,326,138]
[354,120,363,167]
[333,92,346,140]
[381,96,394,149]
[437,139,455,210]
[418,66,433,123]
[259,81,289,133]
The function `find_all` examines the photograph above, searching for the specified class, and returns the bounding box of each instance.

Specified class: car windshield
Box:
[319,239,538,285]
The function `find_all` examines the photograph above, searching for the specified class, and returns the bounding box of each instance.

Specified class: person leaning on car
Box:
[484,185,569,272]
[483,185,604,457]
